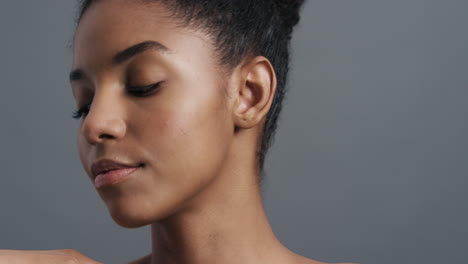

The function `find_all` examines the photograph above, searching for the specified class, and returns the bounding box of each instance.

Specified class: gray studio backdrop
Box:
[1,1,467,264]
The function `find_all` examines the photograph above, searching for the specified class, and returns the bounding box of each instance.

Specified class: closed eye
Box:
[71,82,162,120]
[127,82,162,97]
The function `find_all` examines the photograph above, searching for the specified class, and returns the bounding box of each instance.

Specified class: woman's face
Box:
[71,1,235,227]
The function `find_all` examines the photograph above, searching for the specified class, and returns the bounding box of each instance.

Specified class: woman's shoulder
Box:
[127,253,359,264]
[292,253,358,264]
[127,254,151,264]
[302,260,359,264]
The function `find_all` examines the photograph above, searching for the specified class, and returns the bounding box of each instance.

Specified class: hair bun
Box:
[274,0,306,30]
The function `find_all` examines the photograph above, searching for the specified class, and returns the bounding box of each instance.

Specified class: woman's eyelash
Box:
[71,83,162,120]
[127,82,162,97]
[72,103,91,119]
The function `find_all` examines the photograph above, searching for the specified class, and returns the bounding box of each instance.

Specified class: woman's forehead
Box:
[72,1,216,73]
[75,1,173,50]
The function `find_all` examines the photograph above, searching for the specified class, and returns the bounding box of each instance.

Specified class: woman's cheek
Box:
[160,108,226,175]
[77,134,92,176]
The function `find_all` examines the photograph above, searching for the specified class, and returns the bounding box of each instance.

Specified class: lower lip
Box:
[94,167,139,188]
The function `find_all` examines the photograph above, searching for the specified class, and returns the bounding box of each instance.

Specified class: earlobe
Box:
[233,56,277,130]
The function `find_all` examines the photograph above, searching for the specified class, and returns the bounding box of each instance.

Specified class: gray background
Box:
[1,1,467,263]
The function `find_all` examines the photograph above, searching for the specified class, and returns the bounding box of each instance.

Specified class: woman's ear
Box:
[232,56,277,131]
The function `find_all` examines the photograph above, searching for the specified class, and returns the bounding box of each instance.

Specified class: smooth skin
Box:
[0,249,102,264]
[1,1,356,264]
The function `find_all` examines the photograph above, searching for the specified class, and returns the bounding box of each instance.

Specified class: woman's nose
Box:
[81,93,127,145]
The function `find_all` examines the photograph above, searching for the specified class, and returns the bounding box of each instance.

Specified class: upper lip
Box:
[91,159,143,179]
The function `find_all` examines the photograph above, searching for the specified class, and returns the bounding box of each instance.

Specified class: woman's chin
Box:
[104,195,180,228]
[111,213,150,228]
[108,206,166,228]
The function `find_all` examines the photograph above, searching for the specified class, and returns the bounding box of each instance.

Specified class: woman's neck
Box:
[147,150,291,264]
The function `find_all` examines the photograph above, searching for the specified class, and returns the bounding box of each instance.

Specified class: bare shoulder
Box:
[300,259,359,264]
[301,258,359,264]
[126,253,359,264]
[291,253,358,264]
[127,254,151,264]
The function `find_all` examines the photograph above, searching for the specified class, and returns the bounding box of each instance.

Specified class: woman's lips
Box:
[94,167,139,188]
[91,159,143,188]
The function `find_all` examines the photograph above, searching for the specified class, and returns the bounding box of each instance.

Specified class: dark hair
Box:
[76,0,305,180]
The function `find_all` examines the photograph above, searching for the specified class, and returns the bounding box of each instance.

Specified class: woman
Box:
[1,0,354,263]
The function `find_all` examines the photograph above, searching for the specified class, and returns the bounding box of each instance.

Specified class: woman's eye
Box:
[72,103,91,120]
[127,82,162,97]
[71,82,161,119]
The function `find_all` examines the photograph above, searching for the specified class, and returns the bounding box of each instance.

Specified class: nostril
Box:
[99,134,115,139]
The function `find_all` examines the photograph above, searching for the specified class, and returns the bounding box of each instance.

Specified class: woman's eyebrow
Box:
[69,40,170,83]
[113,40,170,65]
